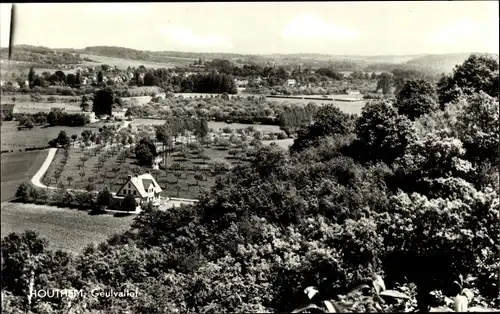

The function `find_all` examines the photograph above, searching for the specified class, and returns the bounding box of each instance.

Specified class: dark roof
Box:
[0,104,15,111]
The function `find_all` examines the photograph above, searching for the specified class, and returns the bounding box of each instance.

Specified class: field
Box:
[131,118,282,133]
[1,94,80,102]
[262,139,294,149]
[11,102,81,114]
[42,135,253,199]
[268,98,366,114]
[174,93,367,114]
[81,54,192,69]
[1,150,48,202]
[0,202,134,254]
[0,121,114,151]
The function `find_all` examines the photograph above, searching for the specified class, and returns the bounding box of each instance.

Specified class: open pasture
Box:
[2,94,80,102]
[0,121,114,151]
[131,118,282,133]
[1,150,48,202]
[268,97,366,114]
[11,101,81,114]
[0,202,134,254]
[80,54,193,69]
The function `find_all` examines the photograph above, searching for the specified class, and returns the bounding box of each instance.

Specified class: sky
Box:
[0,2,498,56]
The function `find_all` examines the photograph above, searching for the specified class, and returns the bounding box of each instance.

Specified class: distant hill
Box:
[2,44,493,75]
[0,45,83,65]
[403,52,499,74]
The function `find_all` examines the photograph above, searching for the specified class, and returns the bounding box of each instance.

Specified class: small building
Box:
[286,79,297,87]
[112,108,128,119]
[346,89,361,95]
[235,79,249,87]
[115,172,163,206]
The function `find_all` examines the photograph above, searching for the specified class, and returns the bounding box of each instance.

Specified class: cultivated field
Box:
[81,54,193,69]
[1,150,48,202]
[0,202,134,254]
[0,121,114,151]
[173,92,367,114]
[10,102,81,114]
[268,98,366,114]
[1,94,80,102]
[131,118,282,133]
[42,135,253,199]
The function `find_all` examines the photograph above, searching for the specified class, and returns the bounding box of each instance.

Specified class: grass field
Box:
[1,150,48,202]
[0,202,134,254]
[173,93,367,114]
[10,101,81,114]
[263,139,294,149]
[131,118,282,133]
[1,94,80,102]
[81,54,193,69]
[0,121,114,151]
[268,98,366,114]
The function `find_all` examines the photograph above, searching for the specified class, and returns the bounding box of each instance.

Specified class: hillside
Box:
[403,52,499,74]
[0,45,83,65]
[1,45,491,75]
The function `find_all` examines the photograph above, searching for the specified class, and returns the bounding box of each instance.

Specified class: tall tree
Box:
[28,67,35,84]
[376,72,394,95]
[92,88,114,116]
[437,54,499,106]
[394,79,438,120]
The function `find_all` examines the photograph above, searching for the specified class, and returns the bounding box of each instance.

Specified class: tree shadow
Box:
[113,212,133,217]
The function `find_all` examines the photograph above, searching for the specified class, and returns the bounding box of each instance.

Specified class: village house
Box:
[189,64,206,72]
[346,89,361,95]
[286,79,297,87]
[235,79,249,87]
[114,172,163,207]
[9,81,20,89]
[253,77,263,84]
[112,108,128,120]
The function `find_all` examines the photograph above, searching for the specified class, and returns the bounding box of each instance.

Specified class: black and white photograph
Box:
[0,1,498,313]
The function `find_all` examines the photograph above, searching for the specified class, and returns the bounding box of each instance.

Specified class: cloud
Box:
[283,14,360,42]
[158,25,233,49]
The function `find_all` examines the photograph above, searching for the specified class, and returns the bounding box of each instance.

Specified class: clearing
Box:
[81,54,192,69]
[0,202,134,254]
[0,121,114,151]
[1,150,48,201]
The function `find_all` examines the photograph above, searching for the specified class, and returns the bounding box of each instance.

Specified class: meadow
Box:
[0,150,48,201]
[80,54,193,69]
[173,92,367,114]
[11,102,81,114]
[0,121,112,151]
[131,118,282,133]
[0,202,134,254]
